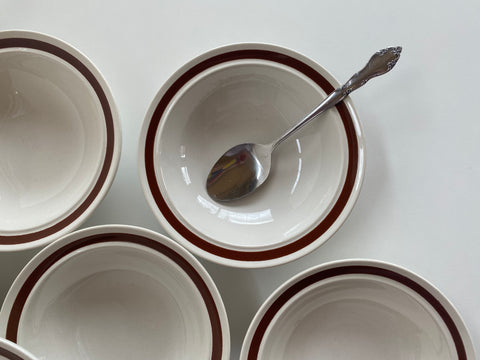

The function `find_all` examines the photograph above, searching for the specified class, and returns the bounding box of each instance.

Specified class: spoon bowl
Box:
[206,143,272,202]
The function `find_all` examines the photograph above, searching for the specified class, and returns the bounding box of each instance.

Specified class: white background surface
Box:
[1,0,479,358]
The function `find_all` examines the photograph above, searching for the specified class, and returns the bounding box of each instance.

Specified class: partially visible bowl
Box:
[138,43,365,267]
[0,337,37,360]
[0,225,230,360]
[240,259,475,359]
[0,30,121,250]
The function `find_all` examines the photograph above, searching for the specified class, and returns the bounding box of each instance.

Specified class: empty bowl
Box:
[240,259,475,359]
[0,30,121,250]
[0,338,37,360]
[0,225,230,360]
[138,43,365,267]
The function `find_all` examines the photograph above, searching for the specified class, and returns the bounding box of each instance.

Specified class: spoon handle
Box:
[271,46,402,150]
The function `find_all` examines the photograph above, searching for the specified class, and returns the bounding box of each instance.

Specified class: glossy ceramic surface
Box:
[0,338,37,360]
[0,31,121,251]
[240,260,475,359]
[0,225,230,360]
[139,43,365,267]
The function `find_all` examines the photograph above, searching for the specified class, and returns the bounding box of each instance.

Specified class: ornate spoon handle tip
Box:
[342,46,402,95]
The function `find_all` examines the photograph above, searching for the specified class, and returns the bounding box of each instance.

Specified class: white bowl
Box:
[0,337,37,360]
[0,225,230,360]
[0,31,121,250]
[138,43,365,268]
[240,259,475,359]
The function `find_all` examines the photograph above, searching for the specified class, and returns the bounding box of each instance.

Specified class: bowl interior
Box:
[155,59,348,250]
[18,242,211,360]
[0,48,105,235]
[259,274,456,359]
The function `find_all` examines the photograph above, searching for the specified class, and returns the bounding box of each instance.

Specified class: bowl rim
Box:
[239,258,476,359]
[138,42,365,268]
[0,337,38,360]
[0,30,122,251]
[0,224,230,360]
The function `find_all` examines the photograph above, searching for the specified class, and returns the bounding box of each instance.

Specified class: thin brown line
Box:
[0,346,26,360]
[144,49,359,261]
[247,265,467,359]
[0,37,115,245]
[6,232,223,360]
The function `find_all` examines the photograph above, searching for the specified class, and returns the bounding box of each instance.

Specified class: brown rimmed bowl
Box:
[0,225,230,360]
[138,43,365,268]
[240,259,475,359]
[0,30,121,251]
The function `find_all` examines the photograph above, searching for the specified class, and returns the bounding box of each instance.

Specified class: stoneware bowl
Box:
[138,43,365,268]
[0,30,121,251]
[0,225,230,360]
[0,338,37,360]
[240,259,475,359]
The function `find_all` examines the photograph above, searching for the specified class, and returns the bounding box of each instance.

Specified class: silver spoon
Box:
[206,46,402,202]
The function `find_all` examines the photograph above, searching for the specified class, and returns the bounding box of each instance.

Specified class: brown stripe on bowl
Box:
[0,347,27,360]
[0,338,36,360]
[4,231,225,360]
[246,265,468,359]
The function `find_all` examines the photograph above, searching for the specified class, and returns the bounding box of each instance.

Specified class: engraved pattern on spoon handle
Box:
[341,46,402,95]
